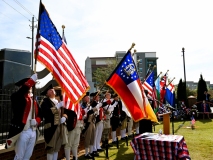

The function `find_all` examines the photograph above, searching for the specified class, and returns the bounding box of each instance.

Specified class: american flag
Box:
[142,71,154,98]
[35,3,89,103]
[63,93,84,120]
[142,71,158,110]
[191,116,196,125]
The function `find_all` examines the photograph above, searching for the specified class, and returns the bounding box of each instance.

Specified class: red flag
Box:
[35,3,89,103]
[160,74,167,104]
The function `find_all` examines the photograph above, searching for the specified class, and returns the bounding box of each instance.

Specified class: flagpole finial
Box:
[62,25,65,29]
[160,71,162,74]
[129,43,135,52]
[132,49,137,56]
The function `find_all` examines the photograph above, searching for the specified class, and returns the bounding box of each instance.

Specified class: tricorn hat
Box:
[90,92,99,97]
[83,92,90,98]
[112,93,118,98]
[15,78,30,87]
[41,84,54,96]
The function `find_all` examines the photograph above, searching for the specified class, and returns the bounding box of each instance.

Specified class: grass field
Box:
[77,119,213,160]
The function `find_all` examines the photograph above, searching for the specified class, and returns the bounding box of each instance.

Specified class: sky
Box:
[0,0,213,87]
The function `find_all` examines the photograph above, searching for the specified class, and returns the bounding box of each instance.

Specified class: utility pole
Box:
[182,47,187,106]
[28,16,37,73]
[182,48,186,83]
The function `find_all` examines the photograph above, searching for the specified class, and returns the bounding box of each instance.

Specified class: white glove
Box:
[30,119,37,126]
[30,73,38,82]
[96,103,102,109]
[60,117,66,124]
[56,101,64,109]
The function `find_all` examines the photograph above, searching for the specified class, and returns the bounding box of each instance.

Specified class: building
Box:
[85,51,158,92]
[0,48,31,88]
[186,81,213,90]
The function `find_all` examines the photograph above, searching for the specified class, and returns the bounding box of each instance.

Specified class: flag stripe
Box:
[37,37,89,102]
[40,37,87,91]
[107,74,146,122]
[37,45,82,96]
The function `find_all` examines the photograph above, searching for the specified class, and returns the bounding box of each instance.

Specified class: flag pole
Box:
[155,72,162,81]
[167,77,175,87]
[32,0,42,119]
[62,25,65,38]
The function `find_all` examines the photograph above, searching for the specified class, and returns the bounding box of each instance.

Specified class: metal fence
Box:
[0,88,45,145]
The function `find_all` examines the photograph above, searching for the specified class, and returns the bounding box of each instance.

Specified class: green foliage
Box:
[186,87,197,97]
[93,59,118,90]
[197,74,208,102]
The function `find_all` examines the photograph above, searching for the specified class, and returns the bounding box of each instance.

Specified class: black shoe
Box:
[84,154,93,159]
[111,141,117,144]
[121,137,126,140]
[101,143,106,148]
[73,156,76,160]
[97,148,104,152]
[91,151,99,157]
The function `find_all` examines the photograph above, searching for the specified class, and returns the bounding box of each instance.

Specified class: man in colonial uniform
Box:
[82,92,98,159]
[91,92,111,156]
[40,84,66,160]
[6,73,42,160]
[110,94,121,144]
[81,92,90,109]
[119,100,128,140]
[101,92,117,148]
[64,105,85,160]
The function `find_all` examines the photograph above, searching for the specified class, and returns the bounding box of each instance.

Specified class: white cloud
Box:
[0,0,212,86]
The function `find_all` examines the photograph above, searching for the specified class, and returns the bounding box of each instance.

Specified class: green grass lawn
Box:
[78,119,213,160]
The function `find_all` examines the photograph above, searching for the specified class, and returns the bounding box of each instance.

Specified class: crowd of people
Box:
[5,73,154,160]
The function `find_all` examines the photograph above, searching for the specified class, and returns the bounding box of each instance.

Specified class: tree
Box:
[93,59,117,91]
[177,79,183,101]
[177,78,187,106]
[197,74,208,102]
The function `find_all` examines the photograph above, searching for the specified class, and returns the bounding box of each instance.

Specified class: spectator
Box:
[201,100,210,119]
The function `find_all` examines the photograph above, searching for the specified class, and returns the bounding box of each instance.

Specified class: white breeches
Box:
[64,126,82,159]
[93,121,103,151]
[64,126,81,150]
[14,128,36,160]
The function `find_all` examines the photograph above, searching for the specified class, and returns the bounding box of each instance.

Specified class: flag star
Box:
[123,75,125,77]
[131,77,133,79]
[122,65,124,68]
[121,73,123,75]
[127,77,129,79]
[124,62,126,64]
[128,59,130,61]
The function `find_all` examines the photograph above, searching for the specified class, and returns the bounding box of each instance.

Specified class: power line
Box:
[0,11,23,25]
[13,0,38,20]
[2,0,30,21]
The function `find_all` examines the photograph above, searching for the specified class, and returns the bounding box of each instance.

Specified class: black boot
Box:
[73,156,76,160]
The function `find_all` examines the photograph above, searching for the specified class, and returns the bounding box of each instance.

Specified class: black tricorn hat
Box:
[41,84,53,96]
[83,92,90,98]
[90,92,98,97]
[112,93,118,98]
[15,78,30,87]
